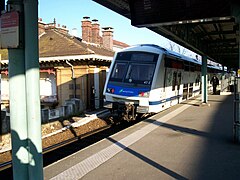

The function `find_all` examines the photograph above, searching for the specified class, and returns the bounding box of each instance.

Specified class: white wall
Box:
[40,73,57,102]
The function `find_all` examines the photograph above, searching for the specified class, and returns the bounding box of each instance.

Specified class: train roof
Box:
[165,48,201,65]
[129,44,201,65]
[121,44,224,70]
[207,64,225,71]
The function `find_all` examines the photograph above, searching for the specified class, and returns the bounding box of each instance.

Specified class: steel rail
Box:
[0,110,112,172]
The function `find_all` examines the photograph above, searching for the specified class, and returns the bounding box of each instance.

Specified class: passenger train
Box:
[103,44,223,121]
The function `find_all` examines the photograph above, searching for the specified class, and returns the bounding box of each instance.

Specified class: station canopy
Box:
[93,0,240,69]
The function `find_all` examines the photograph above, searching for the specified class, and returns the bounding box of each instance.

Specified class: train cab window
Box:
[116,51,158,62]
[110,62,128,81]
[125,63,155,85]
[112,51,157,84]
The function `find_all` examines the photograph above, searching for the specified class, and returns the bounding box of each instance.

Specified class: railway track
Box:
[0,124,112,171]
[0,110,141,178]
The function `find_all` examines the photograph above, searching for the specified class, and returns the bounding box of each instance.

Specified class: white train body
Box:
[103,44,220,120]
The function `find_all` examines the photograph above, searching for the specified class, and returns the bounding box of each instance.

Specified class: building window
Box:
[69,84,73,90]
[76,84,80,89]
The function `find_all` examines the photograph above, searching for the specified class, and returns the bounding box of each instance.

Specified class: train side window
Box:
[184,62,190,71]
[195,65,201,71]
[177,72,181,90]
[195,74,201,86]
[165,57,183,69]
[190,63,195,72]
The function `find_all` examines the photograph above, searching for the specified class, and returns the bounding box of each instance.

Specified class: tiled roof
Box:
[113,40,129,48]
[39,29,88,57]
[40,29,114,57]
[71,36,115,57]
[1,29,115,61]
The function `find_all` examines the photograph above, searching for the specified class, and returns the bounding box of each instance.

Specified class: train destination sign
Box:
[1,11,19,48]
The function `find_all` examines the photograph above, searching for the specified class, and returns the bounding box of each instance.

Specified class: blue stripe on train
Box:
[107,83,201,105]
[149,94,182,105]
[107,84,150,96]
[193,89,201,93]
[149,89,200,105]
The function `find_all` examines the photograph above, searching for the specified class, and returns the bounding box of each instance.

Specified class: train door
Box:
[177,72,182,103]
[189,82,193,97]
[164,68,173,108]
[172,71,181,105]
[183,83,188,100]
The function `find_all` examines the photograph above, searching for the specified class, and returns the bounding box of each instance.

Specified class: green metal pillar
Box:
[7,0,43,178]
[233,16,240,143]
[238,22,240,73]
[237,22,240,142]
[24,0,43,179]
[7,0,29,179]
[9,49,29,180]
[201,55,208,103]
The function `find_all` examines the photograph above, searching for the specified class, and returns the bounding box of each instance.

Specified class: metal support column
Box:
[9,48,29,180]
[7,0,29,179]
[24,0,43,179]
[7,0,43,179]
[201,55,208,103]
[233,16,240,143]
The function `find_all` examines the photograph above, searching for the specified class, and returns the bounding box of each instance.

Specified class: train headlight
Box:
[107,88,115,93]
[111,88,115,93]
[139,91,149,97]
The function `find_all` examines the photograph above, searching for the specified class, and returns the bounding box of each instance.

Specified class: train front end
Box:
[103,45,161,121]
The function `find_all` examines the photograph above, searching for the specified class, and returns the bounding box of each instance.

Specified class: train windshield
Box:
[125,63,155,84]
[111,62,128,80]
[109,51,158,85]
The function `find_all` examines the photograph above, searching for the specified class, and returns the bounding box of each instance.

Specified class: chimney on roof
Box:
[91,19,100,44]
[102,27,114,50]
[58,25,69,34]
[81,16,92,43]
[38,19,45,35]
[53,18,56,27]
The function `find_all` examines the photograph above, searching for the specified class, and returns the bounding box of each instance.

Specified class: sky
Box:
[38,0,198,58]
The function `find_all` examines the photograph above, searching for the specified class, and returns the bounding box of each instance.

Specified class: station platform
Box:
[44,93,240,180]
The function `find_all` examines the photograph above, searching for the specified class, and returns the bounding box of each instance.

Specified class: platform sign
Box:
[1,11,19,48]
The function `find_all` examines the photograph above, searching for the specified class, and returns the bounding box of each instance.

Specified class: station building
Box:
[0,17,129,113]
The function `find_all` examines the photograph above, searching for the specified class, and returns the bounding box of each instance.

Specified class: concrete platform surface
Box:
[44,94,240,180]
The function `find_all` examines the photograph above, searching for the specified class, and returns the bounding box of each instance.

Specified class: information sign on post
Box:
[1,11,19,48]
